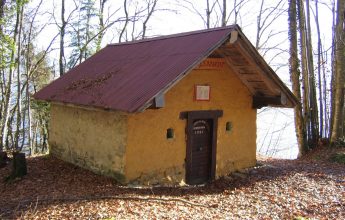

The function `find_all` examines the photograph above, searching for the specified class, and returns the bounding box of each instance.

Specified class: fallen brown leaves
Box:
[0,154,344,219]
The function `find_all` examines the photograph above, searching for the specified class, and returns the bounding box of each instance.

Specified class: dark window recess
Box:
[167,128,174,139]
[226,122,232,132]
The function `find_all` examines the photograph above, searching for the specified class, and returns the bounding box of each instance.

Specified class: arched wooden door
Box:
[188,119,213,184]
[181,110,222,185]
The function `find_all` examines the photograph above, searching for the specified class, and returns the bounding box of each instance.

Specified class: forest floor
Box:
[0,146,344,219]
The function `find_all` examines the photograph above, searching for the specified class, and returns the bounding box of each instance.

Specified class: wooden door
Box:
[187,119,213,184]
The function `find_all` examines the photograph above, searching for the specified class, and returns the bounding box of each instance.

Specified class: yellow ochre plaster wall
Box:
[126,62,257,185]
[49,104,127,182]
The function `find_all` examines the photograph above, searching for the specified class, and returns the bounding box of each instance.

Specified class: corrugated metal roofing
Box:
[34,26,236,112]
[34,25,297,112]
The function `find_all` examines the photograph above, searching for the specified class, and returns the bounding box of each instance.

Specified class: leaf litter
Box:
[0,153,344,219]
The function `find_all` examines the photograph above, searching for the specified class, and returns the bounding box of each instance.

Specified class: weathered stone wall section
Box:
[49,104,127,182]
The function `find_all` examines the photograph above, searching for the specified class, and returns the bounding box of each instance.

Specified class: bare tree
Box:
[56,0,78,76]
[180,0,218,29]
[59,0,66,76]
[313,0,325,138]
[288,0,307,156]
[14,1,25,149]
[119,0,129,42]
[118,0,164,41]
[96,0,107,51]
[305,0,319,146]
[255,0,286,52]
[330,0,345,143]
[1,0,23,150]
[142,0,158,39]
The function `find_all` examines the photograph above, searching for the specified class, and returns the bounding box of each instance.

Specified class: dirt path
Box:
[0,155,344,219]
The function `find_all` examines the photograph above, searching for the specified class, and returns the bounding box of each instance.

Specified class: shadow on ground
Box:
[0,154,344,218]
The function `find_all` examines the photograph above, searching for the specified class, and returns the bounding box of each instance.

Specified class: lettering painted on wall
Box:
[195,85,210,101]
[195,58,225,70]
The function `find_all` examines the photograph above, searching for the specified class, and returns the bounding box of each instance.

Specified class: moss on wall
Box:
[126,61,256,184]
[49,104,127,183]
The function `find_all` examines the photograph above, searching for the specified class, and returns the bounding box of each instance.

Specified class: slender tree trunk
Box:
[14,2,24,150]
[0,0,6,152]
[314,0,324,138]
[321,45,329,137]
[27,89,32,152]
[20,99,25,150]
[297,0,311,149]
[289,0,307,157]
[222,0,226,27]
[1,0,21,149]
[331,0,345,143]
[59,0,66,76]
[305,0,319,147]
[142,0,158,39]
[83,0,93,61]
[0,0,5,22]
[206,0,210,29]
[119,0,128,42]
[256,0,265,50]
[330,0,337,137]
[234,0,239,24]
[96,0,106,51]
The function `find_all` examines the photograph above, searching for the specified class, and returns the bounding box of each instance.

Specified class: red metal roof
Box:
[34,26,236,112]
[34,25,297,112]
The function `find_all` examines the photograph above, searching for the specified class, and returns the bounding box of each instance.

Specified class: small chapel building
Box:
[34,25,297,185]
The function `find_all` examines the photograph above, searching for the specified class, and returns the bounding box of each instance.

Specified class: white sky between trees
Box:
[33,0,334,159]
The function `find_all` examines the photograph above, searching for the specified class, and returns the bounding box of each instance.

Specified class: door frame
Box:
[180,110,223,184]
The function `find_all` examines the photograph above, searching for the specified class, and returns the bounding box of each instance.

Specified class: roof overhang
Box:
[214,29,298,108]
[145,27,298,111]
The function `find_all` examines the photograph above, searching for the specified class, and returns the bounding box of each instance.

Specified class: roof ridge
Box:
[107,25,239,47]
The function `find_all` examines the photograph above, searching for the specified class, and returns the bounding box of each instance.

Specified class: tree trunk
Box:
[119,0,128,42]
[1,0,22,150]
[297,0,311,149]
[96,0,106,51]
[255,0,265,50]
[321,44,329,137]
[0,0,5,24]
[206,0,210,29]
[14,2,24,150]
[222,0,226,27]
[330,0,345,143]
[0,151,8,168]
[289,0,307,157]
[11,152,27,178]
[142,0,158,39]
[59,0,66,76]
[305,0,319,147]
[330,0,337,137]
[0,0,5,152]
[314,0,324,138]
